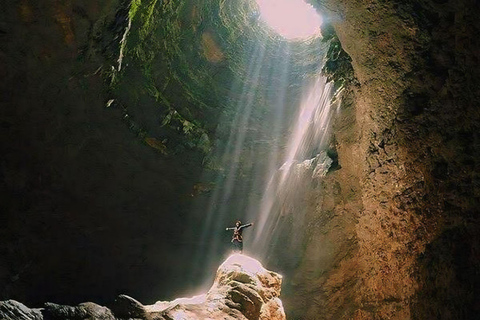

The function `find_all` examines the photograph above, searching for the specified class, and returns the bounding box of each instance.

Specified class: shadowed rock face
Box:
[284,0,480,319]
[0,254,285,320]
[0,0,209,305]
[0,300,42,320]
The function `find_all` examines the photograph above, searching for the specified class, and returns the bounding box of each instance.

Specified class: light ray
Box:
[193,9,332,287]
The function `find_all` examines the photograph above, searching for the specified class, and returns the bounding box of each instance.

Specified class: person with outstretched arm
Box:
[226,220,253,253]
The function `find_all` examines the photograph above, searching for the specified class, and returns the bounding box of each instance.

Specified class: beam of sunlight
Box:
[252,76,333,255]
[195,71,333,265]
[192,18,332,292]
[191,42,272,288]
[255,0,322,40]
[198,42,266,245]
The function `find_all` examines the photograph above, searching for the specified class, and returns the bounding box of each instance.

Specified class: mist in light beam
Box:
[191,3,333,290]
[250,77,333,256]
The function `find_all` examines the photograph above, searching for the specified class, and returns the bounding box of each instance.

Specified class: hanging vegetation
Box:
[321,23,356,88]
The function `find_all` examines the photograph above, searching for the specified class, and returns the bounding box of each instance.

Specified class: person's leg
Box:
[233,240,241,252]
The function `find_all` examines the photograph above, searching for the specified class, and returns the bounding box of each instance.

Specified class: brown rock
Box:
[145,254,286,320]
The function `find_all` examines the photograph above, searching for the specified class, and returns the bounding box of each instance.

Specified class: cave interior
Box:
[1,0,480,319]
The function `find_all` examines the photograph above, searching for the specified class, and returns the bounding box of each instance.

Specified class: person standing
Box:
[226,220,253,253]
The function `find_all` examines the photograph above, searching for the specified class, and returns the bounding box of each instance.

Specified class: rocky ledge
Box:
[0,254,285,320]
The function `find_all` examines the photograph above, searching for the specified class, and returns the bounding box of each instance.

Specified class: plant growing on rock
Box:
[321,23,356,88]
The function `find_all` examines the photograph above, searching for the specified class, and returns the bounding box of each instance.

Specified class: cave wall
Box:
[0,0,209,305]
[293,0,480,318]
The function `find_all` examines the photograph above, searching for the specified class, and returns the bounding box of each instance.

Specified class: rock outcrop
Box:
[0,254,285,320]
[0,300,42,320]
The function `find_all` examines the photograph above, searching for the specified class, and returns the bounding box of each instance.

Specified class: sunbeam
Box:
[252,76,333,255]
[194,38,333,287]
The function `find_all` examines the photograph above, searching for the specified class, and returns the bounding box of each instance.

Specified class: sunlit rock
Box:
[312,151,334,178]
[294,151,333,179]
[146,254,285,320]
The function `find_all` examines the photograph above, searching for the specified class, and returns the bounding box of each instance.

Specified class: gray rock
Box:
[43,302,114,320]
[111,294,148,319]
[0,300,42,320]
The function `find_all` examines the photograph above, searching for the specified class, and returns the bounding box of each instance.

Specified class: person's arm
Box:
[239,223,253,229]
[226,227,235,230]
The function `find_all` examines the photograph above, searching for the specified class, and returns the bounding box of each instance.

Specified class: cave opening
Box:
[254,0,323,40]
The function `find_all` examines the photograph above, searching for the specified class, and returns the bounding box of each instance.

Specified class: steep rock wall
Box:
[294,0,480,318]
[0,0,208,305]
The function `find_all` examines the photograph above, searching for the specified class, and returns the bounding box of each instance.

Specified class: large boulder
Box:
[145,254,285,320]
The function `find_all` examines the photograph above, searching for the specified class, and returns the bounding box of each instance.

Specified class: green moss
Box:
[129,0,142,19]
[321,23,356,88]
[110,0,216,155]
[109,0,327,158]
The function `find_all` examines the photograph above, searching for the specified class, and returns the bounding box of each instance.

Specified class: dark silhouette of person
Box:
[226,220,253,253]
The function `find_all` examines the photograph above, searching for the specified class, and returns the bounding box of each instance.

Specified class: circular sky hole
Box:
[254,0,322,40]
